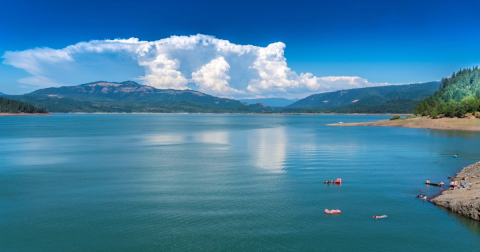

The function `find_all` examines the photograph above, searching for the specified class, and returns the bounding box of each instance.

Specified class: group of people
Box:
[449,178,472,190]
[417,189,427,200]
[426,179,444,186]
[419,176,474,200]
[324,178,341,184]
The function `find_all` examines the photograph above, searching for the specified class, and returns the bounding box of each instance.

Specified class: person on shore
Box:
[469,183,472,189]
[450,181,454,189]
[439,182,444,186]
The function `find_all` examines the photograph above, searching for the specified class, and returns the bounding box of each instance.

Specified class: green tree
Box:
[455,105,466,118]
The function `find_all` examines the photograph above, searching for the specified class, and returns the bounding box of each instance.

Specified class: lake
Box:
[1,114,480,251]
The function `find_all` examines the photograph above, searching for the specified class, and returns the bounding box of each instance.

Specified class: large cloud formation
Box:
[2,34,385,98]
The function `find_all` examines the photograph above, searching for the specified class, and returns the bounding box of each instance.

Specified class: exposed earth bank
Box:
[327,115,480,132]
[429,162,480,221]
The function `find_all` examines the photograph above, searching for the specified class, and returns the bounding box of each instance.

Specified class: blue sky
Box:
[1,0,479,98]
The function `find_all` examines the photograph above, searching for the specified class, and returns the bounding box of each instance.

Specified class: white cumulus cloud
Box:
[1,34,387,98]
[192,57,243,95]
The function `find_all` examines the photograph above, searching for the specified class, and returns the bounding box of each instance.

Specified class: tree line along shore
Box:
[0,97,47,114]
[413,67,480,119]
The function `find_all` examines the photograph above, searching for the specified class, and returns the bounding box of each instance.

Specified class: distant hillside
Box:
[0,92,5,96]
[288,82,439,109]
[240,98,298,107]
[0,97,47,113]
[414,67,480,118]
[7,81,274,113]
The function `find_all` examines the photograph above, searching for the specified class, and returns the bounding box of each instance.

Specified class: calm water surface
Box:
[1,114,480,251]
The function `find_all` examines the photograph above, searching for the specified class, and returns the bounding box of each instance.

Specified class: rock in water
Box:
[430,162,480,220]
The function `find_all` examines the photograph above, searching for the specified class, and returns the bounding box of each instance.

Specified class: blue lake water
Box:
[1,114,480,251]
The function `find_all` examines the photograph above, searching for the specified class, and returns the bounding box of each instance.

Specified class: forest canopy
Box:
[0,97,48,113]
[413,66,480,118]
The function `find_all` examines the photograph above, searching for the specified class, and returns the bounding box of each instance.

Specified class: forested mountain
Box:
[4,79,446,114]
[284,82,439,113]
[240,98,298,107]
[0,97,47,113]
[414,67,480,118]
[6,81,273,113]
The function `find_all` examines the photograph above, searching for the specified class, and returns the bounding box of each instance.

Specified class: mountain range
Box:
[285,82,440,113]
[288,82,439,108]
[4,80,441,114]
[6,81,273,113]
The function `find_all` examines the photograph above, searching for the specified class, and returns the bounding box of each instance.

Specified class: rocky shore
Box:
[429,161,480,221]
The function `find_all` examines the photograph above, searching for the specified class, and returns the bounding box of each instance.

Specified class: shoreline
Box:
[38,112,401,116]
[0,113,51,117]
[327,116,480,132]
[429,161,480,221]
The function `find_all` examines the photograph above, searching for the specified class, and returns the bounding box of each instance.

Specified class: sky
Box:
[1,0,480,98]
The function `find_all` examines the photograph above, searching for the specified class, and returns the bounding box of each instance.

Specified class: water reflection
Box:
[194,131,229,145]
[437,205,480,236]
[429,130,480,138]
[145,135,186,145]
[248,127,287,173]
[1,138,70,166]
[144,131,230,146]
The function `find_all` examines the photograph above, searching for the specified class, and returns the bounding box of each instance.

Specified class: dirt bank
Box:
[429,162,480,221]
[327,116,480,132]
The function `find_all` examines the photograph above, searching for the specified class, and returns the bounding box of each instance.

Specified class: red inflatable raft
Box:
[325,209,341,214]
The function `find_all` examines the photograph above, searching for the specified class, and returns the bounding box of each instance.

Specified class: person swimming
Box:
[426,179,430,184]
[423,195,427,200]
